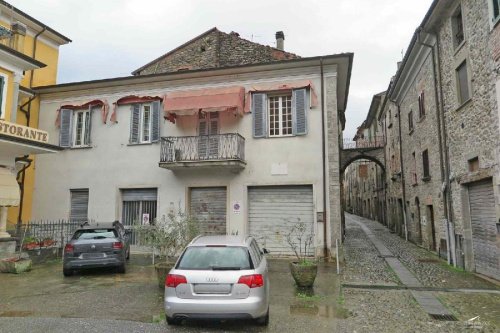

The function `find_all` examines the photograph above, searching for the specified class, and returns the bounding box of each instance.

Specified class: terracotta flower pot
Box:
[289,261,318,288]
[155,262,175,289]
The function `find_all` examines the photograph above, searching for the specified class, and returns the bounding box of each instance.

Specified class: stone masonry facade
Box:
[346,0,500,279]
[133,28,300,75]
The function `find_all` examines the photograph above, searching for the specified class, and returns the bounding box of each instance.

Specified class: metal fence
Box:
[20,219,91,249]
[160,133,245,163]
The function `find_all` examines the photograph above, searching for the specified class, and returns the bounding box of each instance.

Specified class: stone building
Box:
[348,0,500,280]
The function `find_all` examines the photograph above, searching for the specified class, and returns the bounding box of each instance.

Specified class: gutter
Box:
[15,155,32,236]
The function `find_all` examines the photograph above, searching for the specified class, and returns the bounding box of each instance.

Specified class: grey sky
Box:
[9,0,434,139]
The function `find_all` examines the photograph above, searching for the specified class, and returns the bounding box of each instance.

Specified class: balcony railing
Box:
[342,136,385,150]
[160,133,245,169]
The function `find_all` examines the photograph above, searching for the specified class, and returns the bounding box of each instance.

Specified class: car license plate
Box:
[194,283,231,294]
[82,253,105,259]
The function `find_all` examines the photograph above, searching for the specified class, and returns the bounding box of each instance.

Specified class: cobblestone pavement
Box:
[341,213,500,332]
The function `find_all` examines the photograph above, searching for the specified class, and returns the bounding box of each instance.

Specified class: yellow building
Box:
[0,1,70,238]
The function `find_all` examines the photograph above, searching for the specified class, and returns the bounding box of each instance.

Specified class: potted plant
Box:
[135,208,199,288]
[285,219,317,288]
[22,236,40,251]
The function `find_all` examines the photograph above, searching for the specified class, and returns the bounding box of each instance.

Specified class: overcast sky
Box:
[9,0,434,139]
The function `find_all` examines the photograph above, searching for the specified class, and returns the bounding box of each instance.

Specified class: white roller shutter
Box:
[248,185,314,256]
[190,187,227,235]
[468,179,499,279]
[70,189,89,221]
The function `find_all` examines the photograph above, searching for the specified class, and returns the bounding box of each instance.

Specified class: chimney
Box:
[275,31,284,51]
[397,61,402,70]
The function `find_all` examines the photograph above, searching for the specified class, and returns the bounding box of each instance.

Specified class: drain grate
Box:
[429,314,458,321]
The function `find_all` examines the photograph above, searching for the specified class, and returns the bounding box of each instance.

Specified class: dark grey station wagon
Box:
[63,221,130,276]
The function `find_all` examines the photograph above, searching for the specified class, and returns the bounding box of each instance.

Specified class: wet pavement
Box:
[0,256,347,332]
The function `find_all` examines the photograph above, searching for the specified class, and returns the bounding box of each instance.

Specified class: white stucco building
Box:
[31,31,353,258]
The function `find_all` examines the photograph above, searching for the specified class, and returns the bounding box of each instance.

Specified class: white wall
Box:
[33,66,338,248]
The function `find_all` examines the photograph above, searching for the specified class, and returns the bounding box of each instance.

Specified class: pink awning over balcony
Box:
[163,86,245,123]
[243,80,318,113]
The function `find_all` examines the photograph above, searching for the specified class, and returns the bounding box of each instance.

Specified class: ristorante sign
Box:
[0,120,49,143]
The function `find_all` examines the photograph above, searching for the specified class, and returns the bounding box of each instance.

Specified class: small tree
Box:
[134,207,199,263]
[285,218,315,265]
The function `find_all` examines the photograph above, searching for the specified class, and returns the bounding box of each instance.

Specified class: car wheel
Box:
[166,316,179,325]
[117,264,126,274]
[63,268,73,277]
[255,308,269,326]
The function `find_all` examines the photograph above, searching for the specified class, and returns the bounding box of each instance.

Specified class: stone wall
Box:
[135,29,300,75]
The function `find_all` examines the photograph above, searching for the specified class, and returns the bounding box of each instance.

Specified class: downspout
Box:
[395,102,408,241]
[15,156,32,236]
[416,29,455,265]
[320,58,328,258]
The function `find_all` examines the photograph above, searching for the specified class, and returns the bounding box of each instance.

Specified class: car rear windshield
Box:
[73,229,117,240]
[177,246,252,270]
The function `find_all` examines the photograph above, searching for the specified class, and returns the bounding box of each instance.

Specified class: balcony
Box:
[159,133,246,171]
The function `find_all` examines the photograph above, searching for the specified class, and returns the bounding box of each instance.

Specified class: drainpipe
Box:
[394,101,408,241]
[416,29,455,265]
[15,156,32,236]
[320,58,328,259]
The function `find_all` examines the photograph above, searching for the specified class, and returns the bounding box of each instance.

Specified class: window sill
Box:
[455,98,472,112]
[491,16,500,30]
[417,115,426,123]
[388,123,393,129]
[69,145,92,150]
[421,176,431,182]
[408,129,414,135]
[411,182,418,187]
[127,142,155,146]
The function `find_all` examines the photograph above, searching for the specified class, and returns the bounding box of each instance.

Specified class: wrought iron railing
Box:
[160,133,245,163]
[342,136,385,150]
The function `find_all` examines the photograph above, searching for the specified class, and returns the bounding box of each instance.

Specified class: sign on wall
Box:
[233,201,241,214]
[0,120,49,143]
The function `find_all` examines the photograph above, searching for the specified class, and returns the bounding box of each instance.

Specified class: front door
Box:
[198,112,219,160]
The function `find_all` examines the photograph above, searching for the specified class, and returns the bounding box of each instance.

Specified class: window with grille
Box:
[268,95,292,137]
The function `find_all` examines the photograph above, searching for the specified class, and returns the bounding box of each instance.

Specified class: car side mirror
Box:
[262,248,270,254]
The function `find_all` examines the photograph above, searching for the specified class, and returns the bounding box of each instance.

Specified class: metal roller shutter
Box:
[190,187,227,235]
[468,179,499,279]
[248,185,314,256]
[70,189,89,221]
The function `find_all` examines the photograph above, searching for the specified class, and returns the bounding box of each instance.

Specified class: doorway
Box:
[198,111,219,160]
[426,205,436,251]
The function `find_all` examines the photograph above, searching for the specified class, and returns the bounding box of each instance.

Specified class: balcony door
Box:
[198,112,219,160]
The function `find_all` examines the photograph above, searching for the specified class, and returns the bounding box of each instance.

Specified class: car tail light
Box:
[165,274,187,288]
[112,242,123,249]
[238,274,264,288]
[64,243,74,253]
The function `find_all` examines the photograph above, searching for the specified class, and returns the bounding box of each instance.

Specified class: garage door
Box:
[468,179,499,279]
[248,185,314,256]
[190,187,226,235]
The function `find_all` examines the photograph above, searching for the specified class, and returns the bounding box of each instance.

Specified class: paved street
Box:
[1,214,499,332]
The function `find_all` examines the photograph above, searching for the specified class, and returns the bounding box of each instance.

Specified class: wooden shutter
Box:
[292,88,307,135]
[252,93,267,138]
[59,108,73,148]
[84,106,93,146]
[129,104,140,144]
[151,100,160,142]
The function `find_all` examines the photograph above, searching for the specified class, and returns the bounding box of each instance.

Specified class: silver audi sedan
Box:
[164,235,270,326]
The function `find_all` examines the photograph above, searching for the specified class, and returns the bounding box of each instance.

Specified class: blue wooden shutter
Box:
[292,88,307,136]
[151,100,160,142]
[84,106,93,146]
[252,93,267,138]
[129,104,140,144]
[59,108,73,147]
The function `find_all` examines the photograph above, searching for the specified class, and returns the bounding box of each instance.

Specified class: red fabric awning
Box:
[55,99,109,127]
[244,80,318,113]
[110,95,162,123]
[163,86,245,123]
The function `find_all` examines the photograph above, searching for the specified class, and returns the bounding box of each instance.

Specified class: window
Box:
[456,61,470,104]
[422,149,431,180]
[418,91,425,119]
[268,95,292,137]
[492,0,500,21]
[468,156,479,172]
[452,6,464,48]
[129,101,160,144]
[0,74,5,119]
[411,152,417,185]
[59,108,93,148]
[408,110,414,132]
[73,109,91,147]
[252,89,308,138]
[70,189,89,221]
